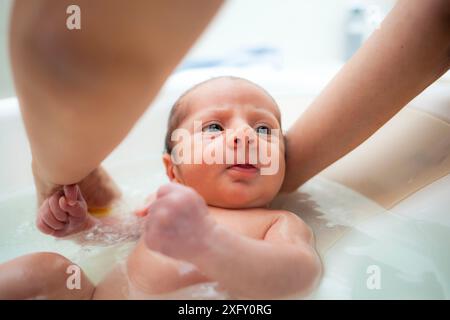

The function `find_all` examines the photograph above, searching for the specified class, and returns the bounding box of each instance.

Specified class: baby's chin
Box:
[204,189,276,209]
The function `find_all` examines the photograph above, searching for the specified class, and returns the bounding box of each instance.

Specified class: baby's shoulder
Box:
[266,209,314,243]
[268,208,303,221]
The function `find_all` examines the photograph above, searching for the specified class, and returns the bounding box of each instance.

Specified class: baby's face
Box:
[163,78,285,208]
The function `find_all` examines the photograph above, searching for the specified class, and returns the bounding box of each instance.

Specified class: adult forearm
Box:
[282,0,450,192]
[10,0,223,185]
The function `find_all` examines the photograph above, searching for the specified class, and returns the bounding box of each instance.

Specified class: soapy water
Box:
[0,184,232,299]
[0,186,144,284]
[0,163,449,299]
[273,177,450,299]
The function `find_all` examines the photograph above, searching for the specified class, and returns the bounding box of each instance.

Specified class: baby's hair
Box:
[164,76,282,154]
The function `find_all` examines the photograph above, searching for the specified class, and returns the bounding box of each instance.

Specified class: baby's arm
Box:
[119,238,210,297]
[191,212,321,299]
[144,183,321,299]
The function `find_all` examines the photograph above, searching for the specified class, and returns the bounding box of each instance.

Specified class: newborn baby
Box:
[0,76,321,299]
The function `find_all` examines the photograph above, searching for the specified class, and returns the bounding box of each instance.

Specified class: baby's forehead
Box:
[185,103,280,122]
[179,81,281,123]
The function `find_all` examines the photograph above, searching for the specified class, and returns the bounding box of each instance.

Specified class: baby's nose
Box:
[227,125,256,148]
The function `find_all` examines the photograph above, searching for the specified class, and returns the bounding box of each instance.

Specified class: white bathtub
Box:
[0,68,449,299]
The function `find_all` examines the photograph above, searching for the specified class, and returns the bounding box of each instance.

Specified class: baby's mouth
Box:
[227,164,259,173]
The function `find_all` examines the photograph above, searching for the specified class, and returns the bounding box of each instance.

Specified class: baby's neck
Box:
[207,204,271,214]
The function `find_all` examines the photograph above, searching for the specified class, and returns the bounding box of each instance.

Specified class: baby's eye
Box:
[255,125,271,135]
[202,123,224,132]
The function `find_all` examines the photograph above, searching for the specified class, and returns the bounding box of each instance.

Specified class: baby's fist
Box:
[36,184,92,237]
[144,183,216,261]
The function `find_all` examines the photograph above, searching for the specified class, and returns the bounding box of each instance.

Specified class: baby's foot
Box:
[36,184,95,237]
[144,183,217,261]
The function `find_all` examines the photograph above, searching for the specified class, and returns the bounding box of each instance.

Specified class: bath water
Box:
[0,157,448,299]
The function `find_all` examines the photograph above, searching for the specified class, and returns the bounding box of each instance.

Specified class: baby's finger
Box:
[36,200,54,234]
[51,228,74,238]
[156,183,181,199]
[59,196,86,218]
[63,184,79,206]
[147,199,175,227]
[76,185,86,203]
[155,182,186,199]
[36,216,54,235]
[48,193,68,222]
[42,209,66,230]
[135,204,150,217]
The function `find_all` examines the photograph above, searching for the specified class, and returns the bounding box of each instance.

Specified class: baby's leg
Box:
[95,239,209,298]
[130,239,209,294]
[0,252,94,300]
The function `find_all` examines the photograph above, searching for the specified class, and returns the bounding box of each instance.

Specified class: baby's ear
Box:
[162,153,177,181]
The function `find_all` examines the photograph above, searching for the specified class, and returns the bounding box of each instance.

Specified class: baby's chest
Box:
[210,209,276,240]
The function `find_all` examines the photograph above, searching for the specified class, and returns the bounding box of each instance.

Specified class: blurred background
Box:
[0,0,396,99]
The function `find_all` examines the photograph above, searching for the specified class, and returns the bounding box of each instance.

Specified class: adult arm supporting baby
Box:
[282,0,450,192]
[10,0,223,202]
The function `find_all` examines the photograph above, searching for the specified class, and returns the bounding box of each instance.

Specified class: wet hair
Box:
[164,76,282,154]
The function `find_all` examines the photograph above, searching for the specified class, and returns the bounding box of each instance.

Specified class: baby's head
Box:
[163,76,285,209]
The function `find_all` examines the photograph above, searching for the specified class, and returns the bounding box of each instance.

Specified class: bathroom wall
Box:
[0,0,13,98]
[0,0,395,99]
[182,0,395,68]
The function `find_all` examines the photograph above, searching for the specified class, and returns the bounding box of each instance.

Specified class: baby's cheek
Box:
[181,164,217,190]
[258,138,283,168]
[261,150,285,190]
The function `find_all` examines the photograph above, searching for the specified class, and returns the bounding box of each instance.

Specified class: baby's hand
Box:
[36,184,93,237]
[144,183,216,261]
[134,193,156,218]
